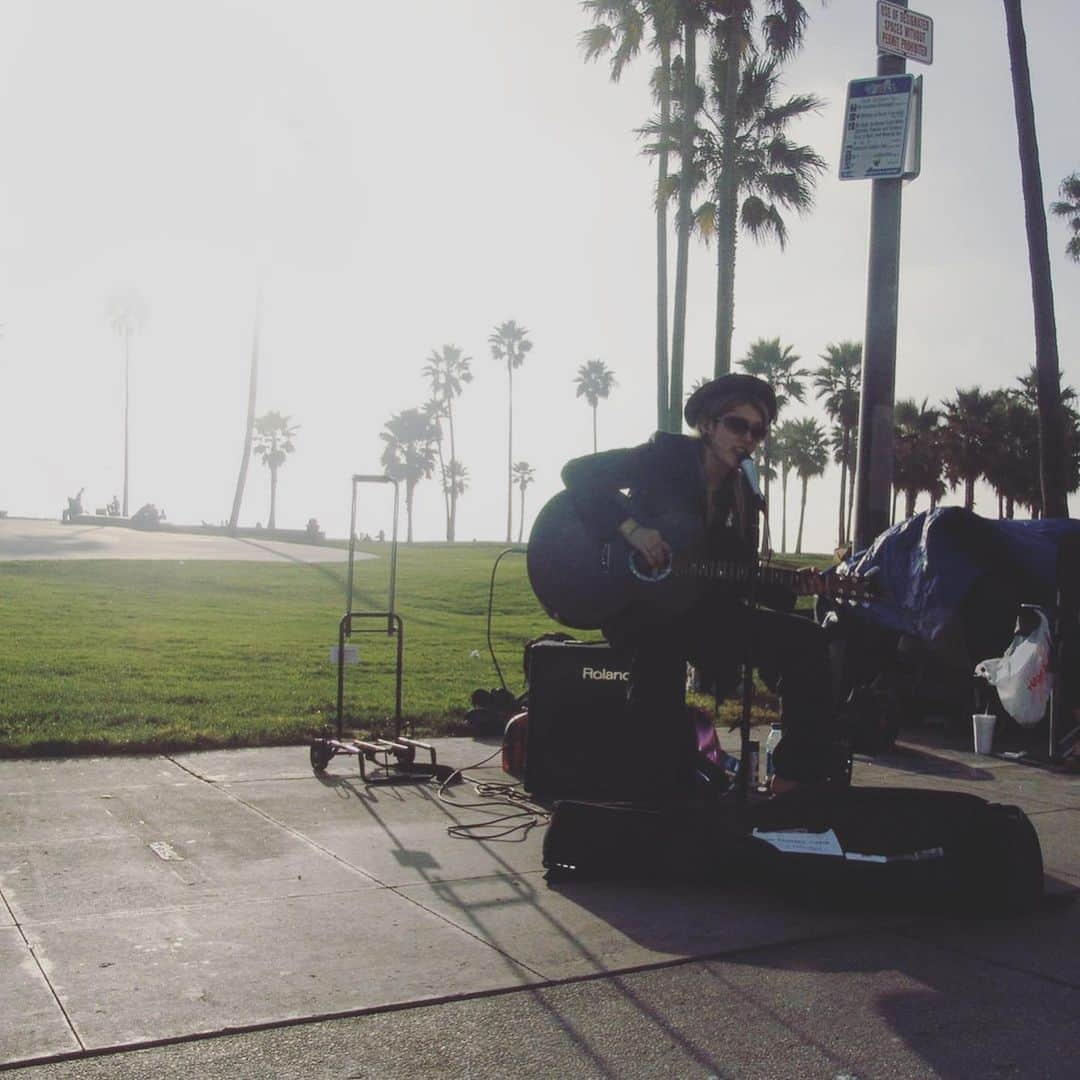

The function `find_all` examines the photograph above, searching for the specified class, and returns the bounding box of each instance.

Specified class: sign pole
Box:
[852,2,909,552]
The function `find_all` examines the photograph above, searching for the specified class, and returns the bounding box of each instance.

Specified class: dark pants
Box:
[609,601,839,794]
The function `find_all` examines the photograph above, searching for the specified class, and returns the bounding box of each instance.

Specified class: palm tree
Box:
[695,49,824,374]
[738,337,805,532]
[252,411,299,530]
[228,284,261,532]
[105,289,149,517]
[1003,0,1068,518]
[574,359,617,452]
[489,320,534,541]
[813,341,861,545]
[1003,368,1080,517]
[706,0,816,375]
[443,459,469,536]
[983,389,1037,519]
[892,398,944,521]
[582,0,679,431]
[379,407,439,544]
[770,418,797,553]
[1050,171,1080,262]
[940,387,995,511]
[513,461,536,544]
[422,344,473,540]
[786,416,827,555]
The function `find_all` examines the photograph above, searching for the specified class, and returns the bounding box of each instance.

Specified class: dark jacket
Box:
[561,431,793,614]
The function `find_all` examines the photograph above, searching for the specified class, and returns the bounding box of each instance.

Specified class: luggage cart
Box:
[309,474,448,783]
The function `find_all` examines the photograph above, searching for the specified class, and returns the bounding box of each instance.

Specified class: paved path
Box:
[0,518,359,564]
[1,735,1076,1077]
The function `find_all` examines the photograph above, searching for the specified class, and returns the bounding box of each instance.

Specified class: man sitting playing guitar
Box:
[558,373,844,799]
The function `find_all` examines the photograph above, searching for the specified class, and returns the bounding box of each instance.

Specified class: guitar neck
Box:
[681,556,803,593]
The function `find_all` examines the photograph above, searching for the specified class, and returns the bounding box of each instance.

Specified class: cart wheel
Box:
[310,741,332,774]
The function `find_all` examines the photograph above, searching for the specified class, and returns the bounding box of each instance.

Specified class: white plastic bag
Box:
[974,606,1054,727]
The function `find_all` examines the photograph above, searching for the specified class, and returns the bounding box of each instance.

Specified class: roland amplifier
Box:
[524,639,632,798]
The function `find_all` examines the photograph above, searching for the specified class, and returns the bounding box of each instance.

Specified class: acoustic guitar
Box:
[526,490,874,630]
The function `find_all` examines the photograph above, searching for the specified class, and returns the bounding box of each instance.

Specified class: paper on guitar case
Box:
[751,828,844,857]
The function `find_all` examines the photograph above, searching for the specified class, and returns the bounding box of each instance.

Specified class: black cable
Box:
[435,747,551,840]
[486,546,527,695]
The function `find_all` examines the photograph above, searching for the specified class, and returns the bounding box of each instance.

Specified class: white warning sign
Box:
[877,2,933,65]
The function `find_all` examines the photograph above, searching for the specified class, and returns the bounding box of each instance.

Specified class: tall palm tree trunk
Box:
[518,486,526,544]
[837,430,849,544]
[434,436,450,540]
[268,464,278,530]
[1004,0,1068,518]
[714,24,741,377]
[656,39,672,432]
[229,288,262,532]
[714,216,738,377]
[761,437,773,553]
[795,476,808,554]
[669,20,697,432]
[846,452,856,541]
[506,364,514,542]
[780,471,789,553]
[592,404,598,453]
[405,482,416,544]
[122,328,131,517]
[447,401,458,541]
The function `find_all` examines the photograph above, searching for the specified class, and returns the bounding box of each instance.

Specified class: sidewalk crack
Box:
[1,887,86,1052]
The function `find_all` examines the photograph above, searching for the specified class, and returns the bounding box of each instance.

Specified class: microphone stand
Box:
[736,459,767,809]
[737,551,761,807]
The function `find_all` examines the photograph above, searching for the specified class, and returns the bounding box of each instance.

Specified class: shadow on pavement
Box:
[307,767,731,1077]
[862,744,997,780]
[546,865,1077,1079]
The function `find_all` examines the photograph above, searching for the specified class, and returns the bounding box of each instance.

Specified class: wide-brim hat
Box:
[684,373,778,427]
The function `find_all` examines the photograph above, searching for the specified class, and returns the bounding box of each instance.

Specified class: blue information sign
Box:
[839,74,917,181]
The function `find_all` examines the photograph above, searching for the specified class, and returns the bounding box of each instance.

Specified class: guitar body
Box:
[526,491,705,630]
[528,492,877,631]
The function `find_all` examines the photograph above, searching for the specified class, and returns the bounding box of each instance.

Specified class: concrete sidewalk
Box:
[1,736,1077,1077]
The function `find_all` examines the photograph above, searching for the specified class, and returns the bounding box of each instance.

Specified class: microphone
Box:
[737,451,766,510]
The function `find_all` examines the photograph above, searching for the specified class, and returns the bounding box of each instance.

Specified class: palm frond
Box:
[693,201,717,242]
[579,24,616,63]
[739,196,787,246]
[765,136,827,178]
[760,92,825,130]
[760,1,810,61]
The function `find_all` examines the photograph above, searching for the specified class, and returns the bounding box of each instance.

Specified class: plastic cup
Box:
[972,713,997,755]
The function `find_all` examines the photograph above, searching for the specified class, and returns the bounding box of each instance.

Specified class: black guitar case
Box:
[542,786,1044,916]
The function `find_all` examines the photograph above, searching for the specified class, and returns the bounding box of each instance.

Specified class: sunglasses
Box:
[719,414,768,441]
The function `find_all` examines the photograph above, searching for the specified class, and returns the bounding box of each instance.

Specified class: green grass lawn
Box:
[0,543,829,756]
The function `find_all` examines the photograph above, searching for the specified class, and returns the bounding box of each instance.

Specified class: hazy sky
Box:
[2,0,1077,552]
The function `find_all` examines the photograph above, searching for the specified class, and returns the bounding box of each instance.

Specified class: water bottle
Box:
[765,723,783,781]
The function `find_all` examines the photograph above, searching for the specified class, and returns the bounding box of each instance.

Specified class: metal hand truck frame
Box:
[309,474,447,783]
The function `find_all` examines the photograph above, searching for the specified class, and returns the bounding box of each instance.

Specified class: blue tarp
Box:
[834,508,1080,659]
